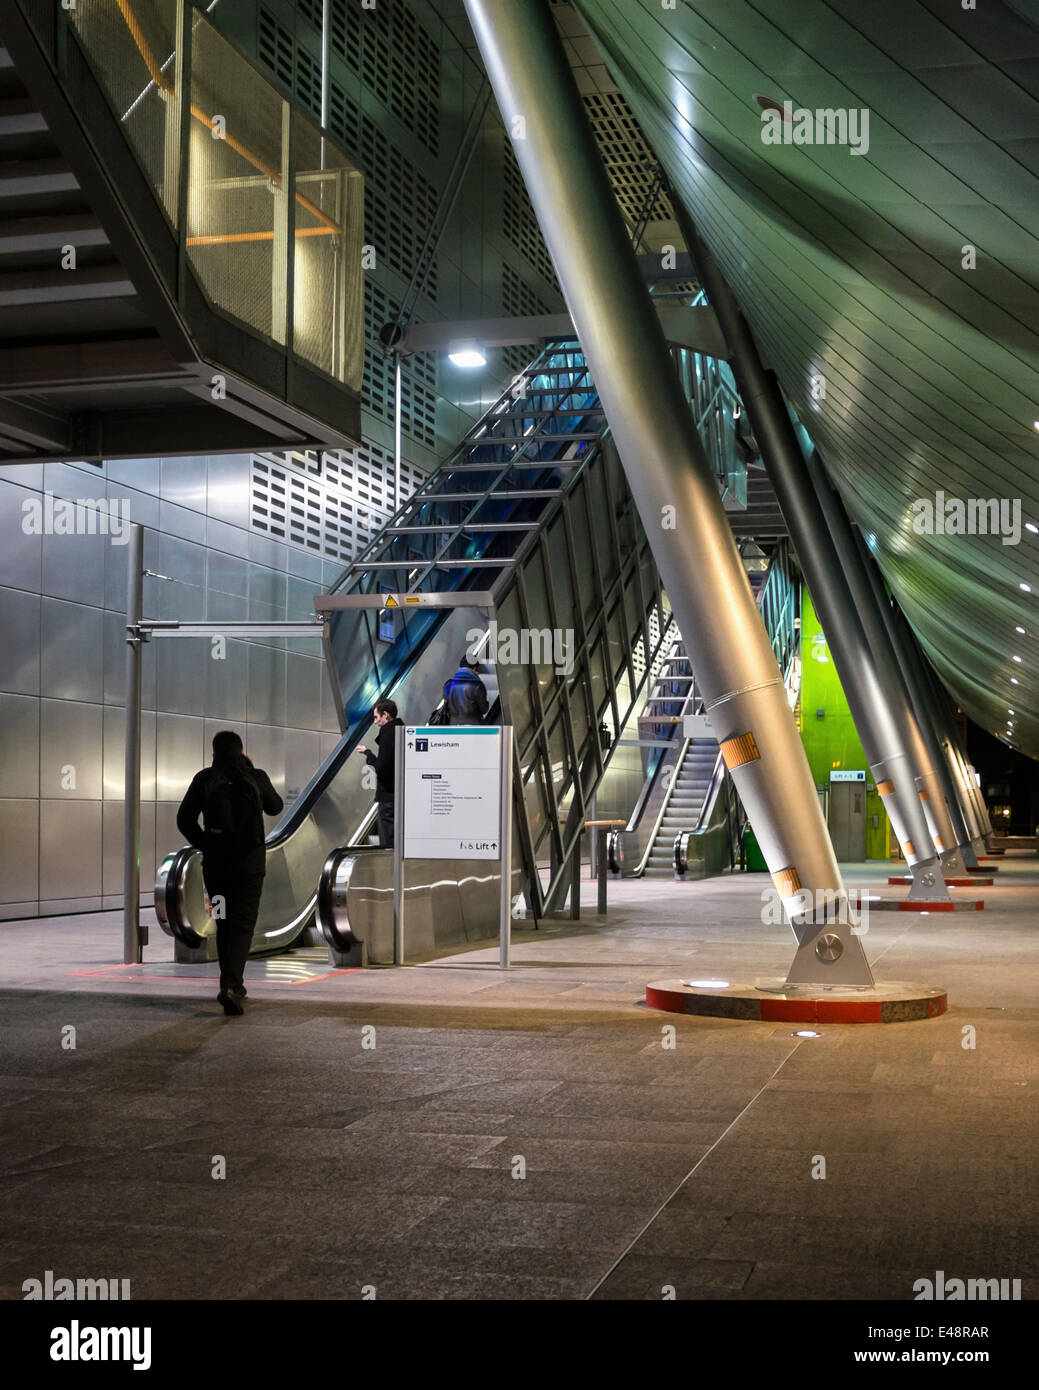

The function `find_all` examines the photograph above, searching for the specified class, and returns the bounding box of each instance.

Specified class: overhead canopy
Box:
[570,0,1039,758]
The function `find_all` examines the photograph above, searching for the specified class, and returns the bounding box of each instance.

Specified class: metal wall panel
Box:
[157,535,208,621]
[206,514,251,560]
[156,633,208,717]
[40,798,102,899]
[206,454,252,528]
[0,478,43,593]
[161,454,207,508]
[207,549,249,599]
[102,705,157,801]
[40,598,104,704]
[283,727,323,815]
[285,653,322,730]
[203,636,249,721]
[248,563,286,615]
[246,643,286,726]
[107,457,161,495]
[0,799,39,904]
[0,586,41,696]
[102,799,155,897]
[0,694,40,798]
[155,713,205,804]
[39,698,103,800]
[40,526,106,609]
[159,500,207,546]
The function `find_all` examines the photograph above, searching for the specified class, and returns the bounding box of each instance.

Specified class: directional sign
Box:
[403,726,503,860]
[830,769,866,782]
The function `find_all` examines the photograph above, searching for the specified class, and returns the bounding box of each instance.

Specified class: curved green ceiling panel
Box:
[573,0,1039,756]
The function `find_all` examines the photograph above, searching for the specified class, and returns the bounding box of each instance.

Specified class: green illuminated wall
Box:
[799,587,891,860]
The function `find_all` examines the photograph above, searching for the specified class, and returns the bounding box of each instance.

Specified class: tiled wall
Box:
[0,456,344,919]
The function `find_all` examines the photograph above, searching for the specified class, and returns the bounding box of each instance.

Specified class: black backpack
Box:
[203,767,263,858]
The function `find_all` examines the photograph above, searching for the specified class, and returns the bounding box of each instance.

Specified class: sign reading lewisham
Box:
[403,726,503,860]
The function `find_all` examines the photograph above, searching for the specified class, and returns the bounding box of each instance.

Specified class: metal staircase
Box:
[644,735,718,878]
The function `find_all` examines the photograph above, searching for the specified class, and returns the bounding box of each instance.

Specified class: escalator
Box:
[156,341,671,959]
[610,540,799,879]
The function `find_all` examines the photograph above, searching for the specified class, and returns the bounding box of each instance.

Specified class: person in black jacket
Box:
[443,656,489,725]
[357,699,404,848]
[176,730,283,1015]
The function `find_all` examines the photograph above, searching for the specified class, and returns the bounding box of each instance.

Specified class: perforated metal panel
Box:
[363,282,438,451]
[328,86,440,297]
[582,90,672,226]
[503,137,560,291]
[251,447,420,564]
[328,0,440,157]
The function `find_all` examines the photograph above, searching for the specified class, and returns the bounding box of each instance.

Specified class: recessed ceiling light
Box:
[1008,709,1015,714]
[1016,626,1026,634]
[1013,655,1023,663]
[1011,677,1020,684]
[1027,523,1038,534]
[1021,583,1032,593]
[753,93,788,117]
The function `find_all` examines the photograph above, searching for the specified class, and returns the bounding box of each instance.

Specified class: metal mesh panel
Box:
[292,120,363,385]
[187,22,285,341]
[72,0,181,224]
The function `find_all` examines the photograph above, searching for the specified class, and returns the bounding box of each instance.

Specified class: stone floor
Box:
[0,857,1036,1301]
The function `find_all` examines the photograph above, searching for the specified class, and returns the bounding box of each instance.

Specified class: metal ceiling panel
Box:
[572,0,1039,755]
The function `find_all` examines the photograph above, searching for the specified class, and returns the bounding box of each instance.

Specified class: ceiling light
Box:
[1008,708,1015,714]
[448,342,487,368]
[1021,583,1032,593]
[1011,677,1020,684]
[1027,523,1038,534]
[1013,655,1022,663]
[1016,626,1026,634]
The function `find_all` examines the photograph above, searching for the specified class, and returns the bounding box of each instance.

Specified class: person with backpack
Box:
[176,730,284,1015]
[442,655,489,725]
[357,699,404,847]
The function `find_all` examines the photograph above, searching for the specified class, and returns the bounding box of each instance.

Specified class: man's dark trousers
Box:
[377,798,394,848]
[203,868,265,994]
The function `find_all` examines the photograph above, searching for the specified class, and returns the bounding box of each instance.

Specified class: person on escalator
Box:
[442,655,489,725]
[176,730,283,1016]
[357,699,405,848]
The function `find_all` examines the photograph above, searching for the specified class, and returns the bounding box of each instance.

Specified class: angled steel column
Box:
[799,452,965,878]
[463,0,871,988]
[918,658,992,847]
[867,584,981,867]
[806,471,968,876]
[674,207,949,902]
